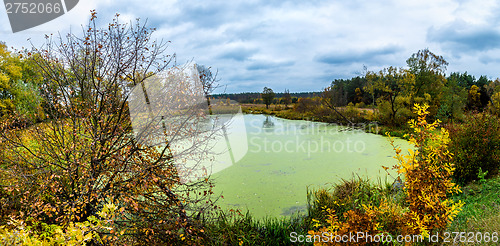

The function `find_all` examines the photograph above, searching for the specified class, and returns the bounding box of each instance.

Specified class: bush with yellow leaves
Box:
[391,104,463,237]
[0,202,118,245]
[308,104,463,245]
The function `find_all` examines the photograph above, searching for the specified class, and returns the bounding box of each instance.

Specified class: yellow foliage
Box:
[468,85,481,109]
[488,91,500,115]
[390,103,463,237]
[309,104,463,245]
[0,202,117,245]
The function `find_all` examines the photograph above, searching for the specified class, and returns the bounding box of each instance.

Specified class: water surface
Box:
[209,114,411,218]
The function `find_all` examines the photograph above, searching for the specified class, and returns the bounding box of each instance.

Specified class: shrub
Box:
[306,176,408,244]
[308,190,406,245]
[0,12,215,244]
[0,203,118,245]
[488,92,500,116]
[389,104,463,237]
[446,113,500,184]
[293,98,321,113]
[355,102,366,108]
[376,97,413,126]
[309,104,463,243]
[306,177,387,227]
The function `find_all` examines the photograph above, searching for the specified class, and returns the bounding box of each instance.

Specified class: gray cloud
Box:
[427,21,500,54]
[4,0,500,93]
[315,45,403,65]
[217,46,258,61]
[246,60,295,71]
[479,54,500,64]
[177,3,228,28]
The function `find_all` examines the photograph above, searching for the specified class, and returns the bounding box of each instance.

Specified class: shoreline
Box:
[240,103,411,140]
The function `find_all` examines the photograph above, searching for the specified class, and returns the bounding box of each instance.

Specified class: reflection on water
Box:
[262,116,275,130]
[210,114,412,219]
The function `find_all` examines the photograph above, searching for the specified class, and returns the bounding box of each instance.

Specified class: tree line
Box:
[238,48,500,127]
[212,91,318,104]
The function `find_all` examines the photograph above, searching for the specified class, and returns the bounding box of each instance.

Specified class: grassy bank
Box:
[241,103,411,139]
[445,175,500,245]
[202,174,500,245]
[202,173,500,245]
[204,211,311,246]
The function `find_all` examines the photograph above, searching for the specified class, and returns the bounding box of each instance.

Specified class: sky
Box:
[1,0,500,93]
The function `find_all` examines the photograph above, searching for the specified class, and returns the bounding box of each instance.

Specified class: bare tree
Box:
[196,64,220,115]
[0,11,218,244]
[322,86,353,124]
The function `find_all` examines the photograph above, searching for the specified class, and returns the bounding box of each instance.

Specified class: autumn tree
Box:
[261,86,275,109]
[437,74,467,122]
[354,87,363,103]
[466,84,483,111]
[0,42,44,123]
[486,79,500,115]
[0,12,218,244]
[309,104,463,243]
[0,42,20,118]
[365,66,415,125]
[406,48,448,98]
[490,91,500,115]
[389,104,463,237]
[283,89,291,108]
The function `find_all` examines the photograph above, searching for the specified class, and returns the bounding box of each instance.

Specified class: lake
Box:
[204,114,411,218]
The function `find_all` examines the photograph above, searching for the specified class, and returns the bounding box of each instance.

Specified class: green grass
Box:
[306,175,396,224]
[444,175,500,245]
[204,210,311,245]
[204,174,500,245]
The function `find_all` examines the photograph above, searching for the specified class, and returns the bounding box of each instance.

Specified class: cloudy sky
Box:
[1,0,500,93]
